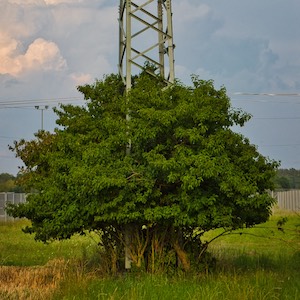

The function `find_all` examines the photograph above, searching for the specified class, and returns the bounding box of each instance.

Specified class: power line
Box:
[230,92,300,105]
[252,116,300,120]
[0,106,38,110]
[233,92,300,97]
[0,96,84,108]
[260,144,300,147]
[0,96,83,103]
[232,98,300,105]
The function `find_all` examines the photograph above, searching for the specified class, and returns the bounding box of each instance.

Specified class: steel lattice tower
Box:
[118,0,175,270]
[119,0,175,90]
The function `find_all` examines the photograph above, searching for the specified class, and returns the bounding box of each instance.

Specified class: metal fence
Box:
[0,192,26,221]
[272,190,300,211]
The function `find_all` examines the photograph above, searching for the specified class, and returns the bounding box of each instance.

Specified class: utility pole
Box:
[119,0,175,91]
[118,0,176,270]
[35,105,49,131]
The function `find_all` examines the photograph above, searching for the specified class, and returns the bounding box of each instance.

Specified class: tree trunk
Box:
[111,248,118,274]
[173,240,190,272]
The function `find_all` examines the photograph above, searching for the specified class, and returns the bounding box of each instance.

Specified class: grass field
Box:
[0,209,299,299]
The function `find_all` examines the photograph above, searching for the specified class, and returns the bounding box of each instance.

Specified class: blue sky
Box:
[1,0,300,175]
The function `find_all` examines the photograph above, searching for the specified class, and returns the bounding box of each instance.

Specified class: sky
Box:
[0,0,300,175]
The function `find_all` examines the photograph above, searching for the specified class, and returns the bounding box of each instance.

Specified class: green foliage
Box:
[0,173,15,183]
[7,73,278,272]
[274,168,300,189]
[0,173,23,192]
[0,173,15,192]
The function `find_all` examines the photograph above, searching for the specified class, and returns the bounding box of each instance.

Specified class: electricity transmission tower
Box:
[119,0,175,90]
[118,0,176,270]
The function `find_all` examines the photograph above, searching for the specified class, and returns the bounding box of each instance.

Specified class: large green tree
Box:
[8,73,278,272]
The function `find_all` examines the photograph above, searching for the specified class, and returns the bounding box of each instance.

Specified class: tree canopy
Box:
[0,173,23,192]
[8,73,278,272]
[274,168,300,189]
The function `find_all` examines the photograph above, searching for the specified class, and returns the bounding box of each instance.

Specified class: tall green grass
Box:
[53,268,299,300]
[0,219,100,266]
[1,210,299,299]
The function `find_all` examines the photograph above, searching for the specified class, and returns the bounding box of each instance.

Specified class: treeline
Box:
[1,169,299,192]
[0,173,23,192]
[274,168,300,190]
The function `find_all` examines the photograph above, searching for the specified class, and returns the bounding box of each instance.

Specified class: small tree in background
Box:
[0,173,24,192]
[8,73,278,273]
[0,173,15,192]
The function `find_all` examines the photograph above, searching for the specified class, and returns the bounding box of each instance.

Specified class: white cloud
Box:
[44,0,83,5]
[0,34,22,76]
[24,38,67,71]
[0,0,116,82]
[8,0,45,5]
[0,33,19,57]
[8,0,84,5]
[1,1,52,39]
[0,37,67,76]
[70,72,93,86]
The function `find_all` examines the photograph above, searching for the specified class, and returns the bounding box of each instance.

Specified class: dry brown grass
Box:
[0,259,68,300]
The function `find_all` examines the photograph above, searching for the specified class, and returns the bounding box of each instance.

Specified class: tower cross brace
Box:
[119,0,175,90]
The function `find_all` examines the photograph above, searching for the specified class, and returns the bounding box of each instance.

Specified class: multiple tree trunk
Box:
[100,224,201,274]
